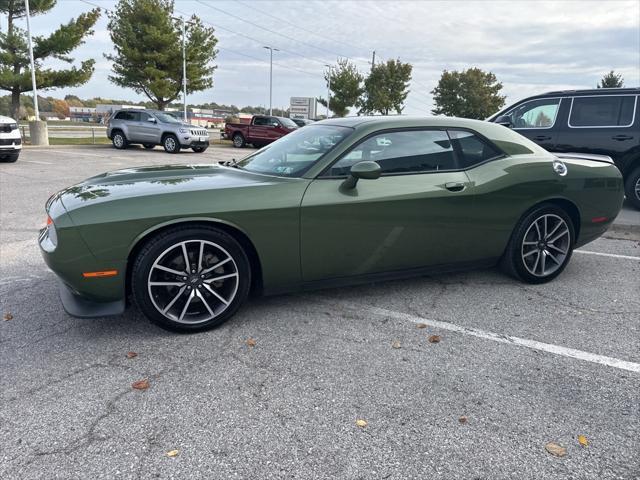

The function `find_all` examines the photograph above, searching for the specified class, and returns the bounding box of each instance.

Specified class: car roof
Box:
[525,87,639,99]
[316,115,495,130]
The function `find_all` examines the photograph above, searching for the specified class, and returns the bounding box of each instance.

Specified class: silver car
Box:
[106,109,210,153]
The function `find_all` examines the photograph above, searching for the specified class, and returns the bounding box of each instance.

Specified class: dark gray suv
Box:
[107,109,210,154]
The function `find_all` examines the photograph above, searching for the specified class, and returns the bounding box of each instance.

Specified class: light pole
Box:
[263,46,279,116]
[24,0,39,119]
[173,17,194,121]
[324,64,332,118]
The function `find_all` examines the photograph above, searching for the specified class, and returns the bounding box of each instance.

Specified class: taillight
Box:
[46,215,53,226]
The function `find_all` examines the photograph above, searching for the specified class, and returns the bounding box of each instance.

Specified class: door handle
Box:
[533,135,552,141]
[445,182,466,192]
[611,135,633,141]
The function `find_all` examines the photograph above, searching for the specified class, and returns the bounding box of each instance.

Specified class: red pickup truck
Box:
[224,115,298,148]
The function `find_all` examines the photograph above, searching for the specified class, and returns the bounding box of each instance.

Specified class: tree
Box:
[431,68,505,119]
[51,98,70,119]
[0,0,99,119]
[317,59,363,117]
[598,70,624,88]
[106,0,218,110]
[358,59,412,115]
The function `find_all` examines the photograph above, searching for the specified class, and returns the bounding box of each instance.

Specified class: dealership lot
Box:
[1,146,639,479]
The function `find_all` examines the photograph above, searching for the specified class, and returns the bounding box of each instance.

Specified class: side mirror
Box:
[148,117,157,123]
[495,115,512,128]
[341,161,381,189]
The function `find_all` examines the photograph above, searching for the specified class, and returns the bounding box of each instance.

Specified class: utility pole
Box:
[370,50,376,72]
[181,19,187,121]
[324,64,332,118]
[24,0,39,119]
[263,46,279,115]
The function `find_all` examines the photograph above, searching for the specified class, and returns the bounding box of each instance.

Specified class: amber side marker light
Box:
[82,270,118,278]
[591,217,608,223]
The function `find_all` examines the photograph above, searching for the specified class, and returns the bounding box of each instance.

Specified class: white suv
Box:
[0,115,22,163]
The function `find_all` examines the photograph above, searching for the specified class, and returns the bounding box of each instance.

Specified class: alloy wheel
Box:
[147,240,239,324]
[165,136,177,152]
[635,177,640,201]
[233,135,243,147]
[113,134,124,148]
[521,214,571,277]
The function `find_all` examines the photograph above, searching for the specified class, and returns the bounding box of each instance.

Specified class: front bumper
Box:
[58,279,126,318]
[180,138,210,148]
[0,137,22,151]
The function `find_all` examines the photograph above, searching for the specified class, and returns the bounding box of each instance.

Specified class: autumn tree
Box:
[318,59,363,117]
[597,70,624,88]
[431,68,505,119]
[358,59,412,115]
[0,0,100,119]
[51,98,70,119]
[106,0,218,110]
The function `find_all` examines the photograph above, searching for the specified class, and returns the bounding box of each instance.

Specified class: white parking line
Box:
[326,300,640,373]
[575,250,640,261]
[22,160,52,165]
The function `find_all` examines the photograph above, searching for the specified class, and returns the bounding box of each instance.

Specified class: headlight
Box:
[10,123,18,130]
[179,128,188,134]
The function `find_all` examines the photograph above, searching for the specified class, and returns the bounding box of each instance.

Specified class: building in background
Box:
[289,97,318,120]
[69,106,96,122]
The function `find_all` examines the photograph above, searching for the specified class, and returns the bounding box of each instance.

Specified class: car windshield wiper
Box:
[220,159,241,169]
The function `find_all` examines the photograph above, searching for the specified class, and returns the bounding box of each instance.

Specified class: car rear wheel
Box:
[501,204,574,284]
[192,146,207,153]
[232,133,245,148]
[625,167,640,210]
[143,144,155,149]
[112,131,128,149]
[163,134,180,153]
[131,226,251,332]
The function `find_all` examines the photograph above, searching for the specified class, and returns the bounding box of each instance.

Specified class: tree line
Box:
[0,0,628,121]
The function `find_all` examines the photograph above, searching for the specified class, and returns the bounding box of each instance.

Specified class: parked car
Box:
[224,115,298,148]
[488,88,640,209]
[41,116,624,332]
[291,117,315,127]
[0,115,22,163]
[106,109,210,153]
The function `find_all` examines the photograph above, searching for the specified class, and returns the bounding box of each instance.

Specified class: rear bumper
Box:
[58,279,126,318]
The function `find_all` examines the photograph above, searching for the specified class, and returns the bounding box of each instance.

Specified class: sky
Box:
[3,0,640,115]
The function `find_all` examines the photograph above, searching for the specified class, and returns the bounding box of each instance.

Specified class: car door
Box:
[300,128,478,282]
[554,94,638,165]
[504,97,563,151]
[249,116,271,142]
[138,112,162,143]
[124,111,143,141]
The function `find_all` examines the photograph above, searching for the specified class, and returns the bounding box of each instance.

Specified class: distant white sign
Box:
[289,97,317,119]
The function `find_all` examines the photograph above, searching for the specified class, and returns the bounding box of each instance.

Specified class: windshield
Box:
[155,112,183,124]
[236,125,352,177]
[279,117,299,129]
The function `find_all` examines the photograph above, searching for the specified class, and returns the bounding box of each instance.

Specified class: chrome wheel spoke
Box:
[153,264,186,276]
[181,242,191,272]
[523,249,538,258]
[195,288,215,317]
[521,213,570,278]
[197,241,205,272]
[531,251,541,274]
[548,228,569,244]
[545,250,561,265]
[545,219,562,239]
[203,283,230,306]
[201,257,232,275]
[540,250,547,275]
[150,281,184,287]
[178,290,196,322]
[163,286,186,313]
[548,243,567,255]
[204,272,238,283]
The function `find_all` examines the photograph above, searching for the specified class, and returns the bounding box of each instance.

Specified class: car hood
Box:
[52,164,294,212]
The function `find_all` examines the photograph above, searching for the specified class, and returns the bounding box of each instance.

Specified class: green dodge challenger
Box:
[40,116,624,332]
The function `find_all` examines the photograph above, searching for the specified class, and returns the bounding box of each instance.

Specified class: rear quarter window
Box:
[569,96,636,127]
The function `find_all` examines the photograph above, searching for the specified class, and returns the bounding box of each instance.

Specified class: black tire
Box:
[232,133,245,148]
[192,146,208,153]
[252,142,263,149]
[111,130,128,149]
[624,166,640,210]
[501,203,575,284]
[163,134,180,153]
[143,144,155,150]
[0,152,19,163]
[131,226,251,333]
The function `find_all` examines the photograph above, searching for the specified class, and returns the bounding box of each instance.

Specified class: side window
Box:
[139,112,152,122]
[448,130,502,168]
[253,117,268,126]
[569,96,636,127]
[325,130,456,177]
[508,98,560,129]
[114,111,129,120]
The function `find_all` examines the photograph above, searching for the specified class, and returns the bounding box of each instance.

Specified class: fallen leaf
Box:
[545,442,567,457]
[3,313,13,321]
[132,379,149,390]
[458,416,468,424]
[428,335,441,343]
[166,449,179,457]
[416,323,427,329]
[126,351,138,359]
[246,338,257,347]
[577,435,588,447]
[391,340,401,349]
[355,419,367,428]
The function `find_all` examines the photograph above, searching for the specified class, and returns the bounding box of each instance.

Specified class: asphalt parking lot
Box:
[1,145,639,479]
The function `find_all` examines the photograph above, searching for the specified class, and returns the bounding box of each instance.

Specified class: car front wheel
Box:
[131,226,251,332]
[163,134,180,153]
[501,204,574,284]
[625,167,640,210]
[192,146,207,153]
